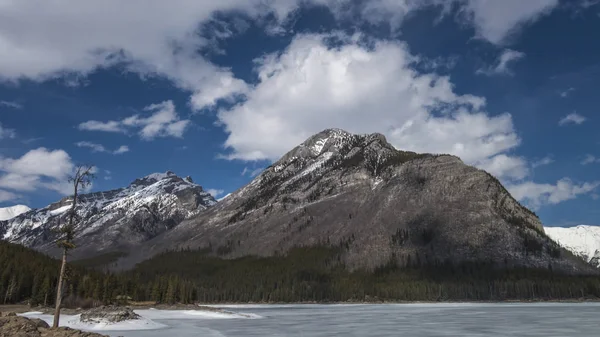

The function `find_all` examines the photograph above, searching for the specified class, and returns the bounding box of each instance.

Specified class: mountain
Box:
[121,129,592,273]
[0,205,31,221]
[545,225,600,268]
[0,171,216,259]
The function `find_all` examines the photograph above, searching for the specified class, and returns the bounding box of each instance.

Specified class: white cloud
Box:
[581,154,600,165]
[0,1,309,111]
[0,100,23,109]
[559,112,586,126]
[78,120,124,133]
[477,49,525,76]
[206,188,225,197]
[0,123,16,139]
[75,141,130,154]
[559,87,575,98]
[79,100,190,140]
[476,154,529,180]
[218,33,524,180]
[113,145,130,154]
[458,0,559,45]
[334,0,558,45]
[0,148,74,197]
[507,179,600,210]
[0,0,558,113]
[0,189,21,202]
[531,156,554,168]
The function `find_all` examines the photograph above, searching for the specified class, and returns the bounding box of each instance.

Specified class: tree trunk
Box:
[53,249,68,328]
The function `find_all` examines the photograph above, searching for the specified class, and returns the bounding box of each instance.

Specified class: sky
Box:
[0,0,599,227]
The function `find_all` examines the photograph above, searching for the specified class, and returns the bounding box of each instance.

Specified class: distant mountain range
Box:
[545,226,600,268]
[0,129,596,274]
[0,171,215,259]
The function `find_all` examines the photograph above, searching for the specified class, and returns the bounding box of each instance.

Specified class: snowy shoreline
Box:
[18,307,263,332]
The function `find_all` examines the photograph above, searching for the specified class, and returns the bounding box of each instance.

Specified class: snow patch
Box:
[0,205,31,221]
[19,312,165,331]
[312,137,329,156]
[545,225,600,266]
[49,205,71,215]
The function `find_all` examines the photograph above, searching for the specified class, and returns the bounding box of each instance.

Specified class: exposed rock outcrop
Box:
[80,306,140,324]
[0,315,107,337]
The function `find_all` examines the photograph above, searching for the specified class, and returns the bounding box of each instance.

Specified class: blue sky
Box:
[0,0,599,227]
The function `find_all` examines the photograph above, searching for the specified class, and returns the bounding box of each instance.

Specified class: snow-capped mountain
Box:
[124,129,591,273]
[545,225,600,268]
[0,205,31,221]
[0,171,216,259]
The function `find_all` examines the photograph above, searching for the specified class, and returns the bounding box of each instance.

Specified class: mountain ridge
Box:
[0,171,216,259]
[1,129,595,275]
[117,129,589,273]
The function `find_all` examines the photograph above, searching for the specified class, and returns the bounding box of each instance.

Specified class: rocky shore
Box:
[0,311,107,337]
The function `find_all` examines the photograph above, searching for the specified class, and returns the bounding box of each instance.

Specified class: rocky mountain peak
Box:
[131,171,178,186]
[266,129,426,182]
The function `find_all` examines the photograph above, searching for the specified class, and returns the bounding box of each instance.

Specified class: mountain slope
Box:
[545,225,600,268]
[0,205,31,221]
[0,171,216,259]
[123,129,591,273]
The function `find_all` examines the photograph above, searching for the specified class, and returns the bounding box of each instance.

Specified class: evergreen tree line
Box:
[2,241,600,306]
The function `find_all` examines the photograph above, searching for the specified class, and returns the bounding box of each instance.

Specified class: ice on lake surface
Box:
[22,303,600,336]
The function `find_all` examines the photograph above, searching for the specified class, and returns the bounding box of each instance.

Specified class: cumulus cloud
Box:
[217,34,525,180]
[0,0,558,105]
[477,49,525,76]
[75,141,130,155]
[0,100,23,109]
[206,188,225,197]
[0,123,16,139]
[78,100,190,140]
[507,179,600,210]
[0,148,75,197]
[0,1,312,111]
[559,112,586,126]
[476,154,529,180]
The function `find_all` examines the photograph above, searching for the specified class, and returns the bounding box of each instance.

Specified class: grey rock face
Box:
[126,129,591,274]
[0,172,216,259]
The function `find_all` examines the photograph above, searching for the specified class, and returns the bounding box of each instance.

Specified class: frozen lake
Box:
[23,303,600,336]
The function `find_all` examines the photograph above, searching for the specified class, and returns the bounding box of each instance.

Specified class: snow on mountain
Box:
[0,171,216,259]
[545,225,600,268]
[0,205,31,221]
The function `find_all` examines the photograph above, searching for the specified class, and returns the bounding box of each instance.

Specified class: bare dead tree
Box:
[53,164,95,328]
